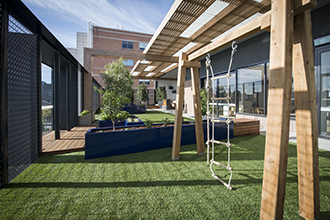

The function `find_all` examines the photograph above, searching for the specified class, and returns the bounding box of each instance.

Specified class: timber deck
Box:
[232,118,260,137]
[42,119,259,155]
[42,126,96,155]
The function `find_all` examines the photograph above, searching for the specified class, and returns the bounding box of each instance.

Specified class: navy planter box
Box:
[123,105,146,114]
[99,115,144,128]
[99,120,125,128]
[85,122,233,160]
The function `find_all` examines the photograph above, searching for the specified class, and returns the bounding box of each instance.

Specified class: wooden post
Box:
[191,67,205,156]
[293,9,320,220]
[171,52,187,160]
[260,0,294,219]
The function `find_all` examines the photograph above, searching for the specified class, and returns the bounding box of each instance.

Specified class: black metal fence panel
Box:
[7,13,39,182]
[92,78,101,112]
[71,66,78,127]
[0,4,2,189]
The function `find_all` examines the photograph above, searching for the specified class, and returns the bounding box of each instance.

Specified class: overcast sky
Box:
[22,0,174,48]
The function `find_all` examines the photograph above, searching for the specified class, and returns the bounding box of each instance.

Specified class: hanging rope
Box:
[206,41,237,190]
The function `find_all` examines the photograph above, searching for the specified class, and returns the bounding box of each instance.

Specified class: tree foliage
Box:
[156,86,167,102]
[99,57,134,130]
[136,83,148,104]
[200,88,208,116]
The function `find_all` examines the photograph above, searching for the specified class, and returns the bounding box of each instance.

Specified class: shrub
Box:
[136,83,148,104]
[162,118,170,127]
[144,119,153,128]
[81,110,90,116]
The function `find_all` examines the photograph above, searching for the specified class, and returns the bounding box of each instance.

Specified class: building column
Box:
[66,64,71,131]
[1,1,9,188]
[54,52,60,139]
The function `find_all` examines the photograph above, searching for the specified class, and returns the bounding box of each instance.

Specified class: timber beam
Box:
[84,48,178,63]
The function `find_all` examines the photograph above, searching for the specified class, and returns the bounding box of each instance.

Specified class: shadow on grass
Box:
[8,174,329,189]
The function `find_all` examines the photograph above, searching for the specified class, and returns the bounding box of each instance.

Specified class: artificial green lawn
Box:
[95,110,192,125]
[0,135,329,219]
[135,110,193,124]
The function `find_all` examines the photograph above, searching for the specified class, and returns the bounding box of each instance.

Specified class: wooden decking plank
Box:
[42,126,95,155]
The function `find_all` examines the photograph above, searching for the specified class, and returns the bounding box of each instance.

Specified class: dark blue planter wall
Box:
[99,115,143,128]
[85,122,233,160]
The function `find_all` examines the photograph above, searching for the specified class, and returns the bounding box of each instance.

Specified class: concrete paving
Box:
[148,108,330,152]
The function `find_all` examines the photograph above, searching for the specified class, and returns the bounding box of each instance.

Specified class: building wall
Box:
[91,27,152,87]
[183,2,330,134]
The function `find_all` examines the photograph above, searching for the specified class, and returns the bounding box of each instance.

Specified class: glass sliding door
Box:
[237,64,265,114]
[320,50,330,135]
[41,64,53,136]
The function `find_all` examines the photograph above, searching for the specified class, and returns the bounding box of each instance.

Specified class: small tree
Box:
[98,57,134,130]
[200,88,208,116]
[136,82,148,104]
[156,86,167,102]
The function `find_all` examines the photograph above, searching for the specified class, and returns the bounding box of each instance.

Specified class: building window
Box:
[122,40,133,49]
[123,59,134,66]
[202,71,236,116]
[237,64,265,114]
[139,42,148,51]
[139,79,150,86]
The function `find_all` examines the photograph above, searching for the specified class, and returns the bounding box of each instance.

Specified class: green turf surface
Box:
[0,135,329,219]
[135,110,193,124]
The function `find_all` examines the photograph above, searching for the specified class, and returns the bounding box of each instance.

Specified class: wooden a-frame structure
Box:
[131,0,319,219]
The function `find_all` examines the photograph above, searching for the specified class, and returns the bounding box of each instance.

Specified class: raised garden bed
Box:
[85,121,233,159]
[99,114,144,128]
[123,105,146,114]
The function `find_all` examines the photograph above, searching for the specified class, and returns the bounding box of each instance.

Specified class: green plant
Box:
[144,119,153,128]
[80,110,90,116]
[200,88,209,116]
[162,118,170,127]
[97,57,134,130]
[136,82,148,104]
[156,86,167,102]
[116,111,130,121]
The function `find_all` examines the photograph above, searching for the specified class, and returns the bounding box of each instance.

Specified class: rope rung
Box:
[212,97,231,101]
[211,159,228,169]
[212,140,226,145]
[212,174,233,190]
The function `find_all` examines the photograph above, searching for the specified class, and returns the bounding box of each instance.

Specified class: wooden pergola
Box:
[130,0,319,219]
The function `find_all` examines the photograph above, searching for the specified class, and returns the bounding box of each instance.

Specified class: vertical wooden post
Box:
[171,52,187,160]
[260,0,294,219]
[191,67,205,156]
[293,9,320,220]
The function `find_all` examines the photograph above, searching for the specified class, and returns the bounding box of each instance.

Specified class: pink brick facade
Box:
[91,27,152,87]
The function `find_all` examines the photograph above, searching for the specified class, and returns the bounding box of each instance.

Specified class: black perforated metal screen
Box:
[92,78,100,112]
[7,13,39,182]
[0,5,2,188]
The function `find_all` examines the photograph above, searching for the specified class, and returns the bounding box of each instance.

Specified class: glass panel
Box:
[42,64,53,136]
[237,64,264,114]
[212,72,236,116]
[320,51,330,135]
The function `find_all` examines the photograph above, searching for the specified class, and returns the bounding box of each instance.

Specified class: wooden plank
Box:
[189,3,242,43]
[294,0,317,15]
[293,9,320,220]
[171,52,187,161]
[260,0,294,219]
[180,60,201,68]
[85,48,178,63]
[191,67,205,156]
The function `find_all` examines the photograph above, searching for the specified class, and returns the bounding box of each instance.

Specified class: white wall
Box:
[157,80,177,101]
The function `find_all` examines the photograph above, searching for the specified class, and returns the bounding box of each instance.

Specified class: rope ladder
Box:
[206,41,237,190]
